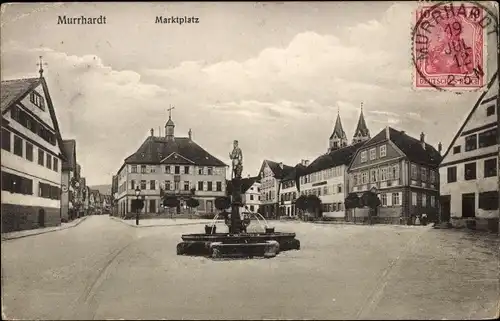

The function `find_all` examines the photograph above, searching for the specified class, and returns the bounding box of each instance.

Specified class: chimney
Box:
[420,132,425,149]
[400,130,405,135]
[385,126,390,139]
[438,142,442,154]
[279,162,284,169]
[150,128,154,136]
[188,128,192,140]
[301,159,309,166]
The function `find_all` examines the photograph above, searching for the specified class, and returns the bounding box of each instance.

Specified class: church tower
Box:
[328,108,348,152]
[165,105,175,141]
[352,102,370,144]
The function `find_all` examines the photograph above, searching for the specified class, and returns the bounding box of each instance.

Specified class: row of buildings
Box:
[111,73,498,228]
[1,68,110,233]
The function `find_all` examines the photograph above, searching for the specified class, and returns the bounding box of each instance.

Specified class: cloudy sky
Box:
[1,2,497,185]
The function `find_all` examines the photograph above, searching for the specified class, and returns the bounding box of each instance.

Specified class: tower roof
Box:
[166,116,174,127]
[329,113,347,140]
[353,108,369,138]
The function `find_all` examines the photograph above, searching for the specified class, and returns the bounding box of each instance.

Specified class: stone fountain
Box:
[176,140,300,259]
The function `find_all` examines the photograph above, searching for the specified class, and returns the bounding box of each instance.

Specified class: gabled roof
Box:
[226,176,260,194]
[353,108,370,138]
[359,127,442,167]
[304,142,365,175]
[1,78,40,113]
[1,76,67,162]
[441,71,498,161]
[260,160,294,179]
[62,140,77,171]
[282,163,307,182]
[125,136,227,167]
[329,113,347,140]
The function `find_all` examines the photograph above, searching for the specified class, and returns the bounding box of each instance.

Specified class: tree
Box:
[306,194,322,218]
[345,193,361,223]
[295,195,308,211]
[163,195,180,208]
[186,197,200,213]
[361,191,381,224]
[214,196,231,211]
[131,199,144,212]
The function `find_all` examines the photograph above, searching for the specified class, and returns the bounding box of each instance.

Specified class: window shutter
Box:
[398,192,402,206]
[387,193,393,206]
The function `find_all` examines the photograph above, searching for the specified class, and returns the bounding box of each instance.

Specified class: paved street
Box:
[2,216,499,320]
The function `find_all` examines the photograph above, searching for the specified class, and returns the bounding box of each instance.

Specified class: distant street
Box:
[2,216,499,320]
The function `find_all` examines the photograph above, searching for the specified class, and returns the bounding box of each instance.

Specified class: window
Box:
[150,180,156,190]
[430,170,436,183]
[1,171,33,195]
[184,166,190,174]
[381,193,387,206]
[174,181,179,190]
[337,184,342,193]
[478,191,499,210]
[175,166,180,174]
[183,181,189,191]
[370,169,377,182]
[430,196,435,207]
[323,186,328,195]
[140,180,147,190]
[250,194,254,201]
[1,128,11,151]
[216,181,222,192]
[380,167,387,181]
[361,151,367,163]
[362,172,368,184]
[412,192,417,206]
[478,128,497,148]
[447,166,457,183]
[165,180,171,190]
[207,167,213,175]
[421,167,427,182]
[141,165,146,174]
[369,148,376,160]
[392,193,400,206]
[464,162,476,180]
[207,182,213,191]
[131,165,137,173]
[422,194,427,207]
[379,145,387,157]
[250,205,255,211]
[53,158,58,172]
[484,158,497,177]
[25,142,33,161]
[130,180,135,190]
[465,134,477,151]
[38,149,44,166]
[411,164,417,180]
[164,166,171,174]
[198,181,203,191]
[13,135,23,157]
[30,91,45,110]
[392,165,400,180]
[453,146,461,154]
[486,105,495,116]
[46,154,52,169]
[198,167,203,175]
[150,166,156,173]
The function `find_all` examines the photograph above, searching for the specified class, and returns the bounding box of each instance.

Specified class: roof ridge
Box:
[1,77,40,83]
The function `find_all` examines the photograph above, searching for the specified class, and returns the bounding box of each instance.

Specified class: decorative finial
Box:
[167,104,175,119]
[360,101,364,112]
[36,56,48,78]
[337,105,340,115]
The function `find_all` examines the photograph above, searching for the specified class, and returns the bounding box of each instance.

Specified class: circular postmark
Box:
[411,1,498,92]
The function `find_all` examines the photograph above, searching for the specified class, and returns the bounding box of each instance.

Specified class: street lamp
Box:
[135,186,141,226]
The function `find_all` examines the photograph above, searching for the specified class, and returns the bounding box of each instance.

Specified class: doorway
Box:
[440,195,451,222]
[461,193,476,218]
[38,209,46,228]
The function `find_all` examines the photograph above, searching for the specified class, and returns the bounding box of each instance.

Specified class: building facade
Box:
[348,127,442,224]
[115,115,228,216]
[1,76,66,232]
[258,160,294,219]
[280,161,308,217]
[439,73,498,230]
[300,145,363,220]
[61,139,78,221]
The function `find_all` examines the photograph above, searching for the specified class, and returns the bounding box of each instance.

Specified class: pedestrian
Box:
[421,213,428,226]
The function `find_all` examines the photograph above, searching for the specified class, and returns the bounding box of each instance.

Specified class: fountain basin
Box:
[177,232,300,257]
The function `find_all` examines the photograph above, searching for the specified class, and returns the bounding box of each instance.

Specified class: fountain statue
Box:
[176,141,300,259]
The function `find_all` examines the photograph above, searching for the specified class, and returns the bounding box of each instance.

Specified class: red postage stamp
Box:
[413,2,489,90]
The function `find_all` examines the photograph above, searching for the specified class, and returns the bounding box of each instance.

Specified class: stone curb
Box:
[1,216,90,241]
[109,216,224,228]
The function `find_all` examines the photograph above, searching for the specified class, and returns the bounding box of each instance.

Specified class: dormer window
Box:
[369,148,376,160]
[361,151,367,163]
[30,91,45,110]
[379,145,387,158]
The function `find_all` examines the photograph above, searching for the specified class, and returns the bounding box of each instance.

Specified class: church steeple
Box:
[328,107,348,152]
[352,102,370,144]
[165,105,175,141]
